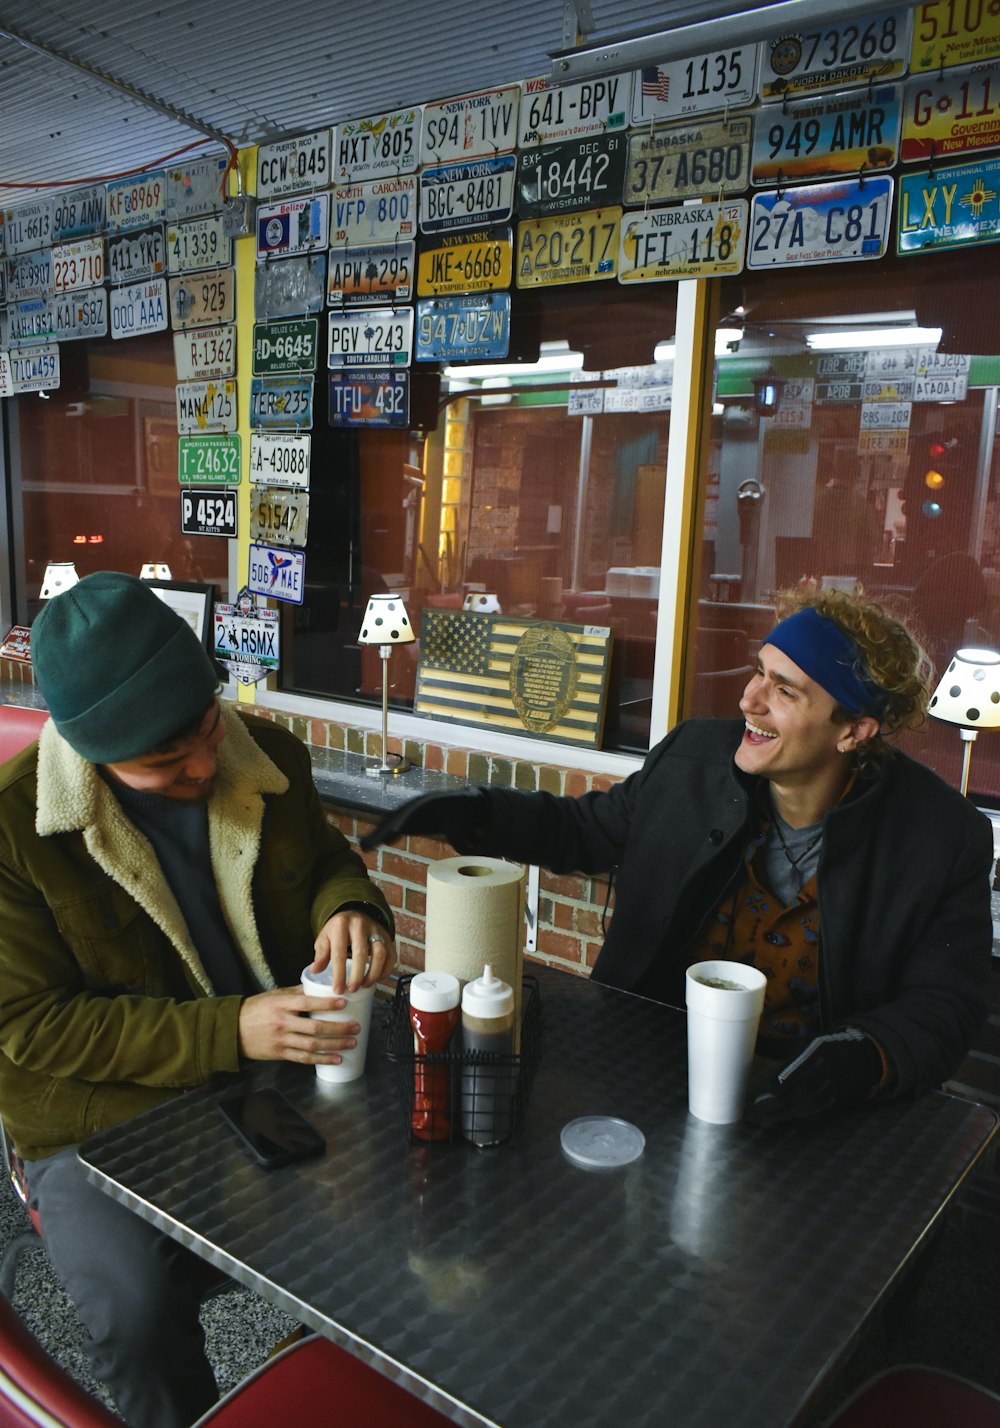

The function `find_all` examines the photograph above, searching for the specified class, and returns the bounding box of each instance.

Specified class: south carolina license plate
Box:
[747,176,893,266]
[415,293,510,360]
[327,307,413,367]
[327,242,414,305]
[331,176,417,247]
[335,107,422,182]
[516,207,622,286]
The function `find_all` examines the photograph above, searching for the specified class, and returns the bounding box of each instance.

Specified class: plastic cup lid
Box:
[560,1117,646,1170]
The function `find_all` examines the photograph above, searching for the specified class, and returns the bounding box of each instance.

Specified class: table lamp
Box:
[139,563,173,580]
[39,562,80,599]
[928,647,1000,796]
[357,593,415,777]
[463,592,501,614]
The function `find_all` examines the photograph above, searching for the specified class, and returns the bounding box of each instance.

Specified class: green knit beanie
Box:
[32,571,218,762]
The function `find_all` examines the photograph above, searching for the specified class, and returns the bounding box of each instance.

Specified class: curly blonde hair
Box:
[774,587,932,742]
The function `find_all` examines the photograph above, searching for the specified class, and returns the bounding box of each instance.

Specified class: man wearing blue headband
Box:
[365,588,992,1123]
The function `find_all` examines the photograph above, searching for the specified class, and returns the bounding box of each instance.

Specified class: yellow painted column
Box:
[231,146,258,708]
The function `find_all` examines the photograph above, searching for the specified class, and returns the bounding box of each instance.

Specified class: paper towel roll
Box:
[425,856,525,1031]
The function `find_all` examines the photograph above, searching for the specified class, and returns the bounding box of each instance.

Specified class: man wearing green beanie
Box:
[0,572,395,1428]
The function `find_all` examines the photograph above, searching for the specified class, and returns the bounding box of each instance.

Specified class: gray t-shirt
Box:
[763,806,823,906]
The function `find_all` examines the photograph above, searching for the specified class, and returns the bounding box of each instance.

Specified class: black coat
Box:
[468,719,993,1096]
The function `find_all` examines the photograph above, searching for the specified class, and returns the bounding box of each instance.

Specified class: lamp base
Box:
[365,754,411,778]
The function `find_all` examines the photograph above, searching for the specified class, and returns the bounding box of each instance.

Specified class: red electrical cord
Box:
[1,136,235,191]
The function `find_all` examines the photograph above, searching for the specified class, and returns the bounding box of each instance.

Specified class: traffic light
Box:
[919,434,958,520]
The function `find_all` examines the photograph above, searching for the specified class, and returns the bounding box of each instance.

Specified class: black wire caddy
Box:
[384,974,543,1147]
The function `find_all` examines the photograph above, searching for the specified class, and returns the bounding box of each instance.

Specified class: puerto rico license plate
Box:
[632,47,759,124]
[174,324,237,380]
[519,74,632,144]
[249,376,315,428]
[256,130,332,199]
[911,0,1000,72]
[181,487,238,538]
[254,253,326,316]
[167,215,231,274]
[168,268,236,328]
[1,299,55,348]
[9,345,59,393]
[897,155,1000,252]
[335,107,422,182]
[516,207,622,286]
[329,369,410,427]
[53,288,108,342]
[751,85,900,184]
[421,85,521,164]
[626,117,751,205]
[419,155,516,233]
[108,225,166,284]
[250,487,310,547]
[52,236,105,293]
[417,226,512,295]
[327,242,414,305]
[252,318,319,375]
[51,185,106,241]
[415,293,510,360]
[166,156,230,218]
[8,250,52,302]
[327,307,413,367]
[249,431,312,487]
[256,195,329,260]
[901,61,1000,162]
[619,200,748,280]
[519,134,627,217]
[758,10,911,101]
[176,379,237,435]
[3,199,52,255]
[110,279,169,338]
[331,176,417,247]
[107,170,167,230]
[248,544,306,604]
[178,434,242,484]
[747,175,893,267]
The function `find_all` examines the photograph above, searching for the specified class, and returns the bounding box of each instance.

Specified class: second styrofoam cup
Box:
[685,960,767,1124]
[301,959,375,1084]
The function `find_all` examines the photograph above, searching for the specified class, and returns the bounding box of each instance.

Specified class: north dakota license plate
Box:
[758,9,911,100]
[751,84,900,183]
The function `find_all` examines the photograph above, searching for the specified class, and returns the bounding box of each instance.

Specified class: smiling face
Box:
[102,701,225,802]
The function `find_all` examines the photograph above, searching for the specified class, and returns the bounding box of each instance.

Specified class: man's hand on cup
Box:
[237,986,359,1066]
[312,909,395,993]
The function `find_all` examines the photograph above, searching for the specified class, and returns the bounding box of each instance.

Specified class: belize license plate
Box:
[176,379,238,435]
[110,279,169,338]
[421,85,521,165]
[256,130,332,200]
[327,242,414,305]
[249,431,312,487]
[626,117,751,206]
[419,155,516,233]
[254,253,326,316]
[249,376,315,428]
[9,346,59,393]
[174,324,237,381]
[181,487,238,538]
[631,47,759,124]
[178,434,242,484]
[256,194,329,260]
[331,176,417,247]
[329,369,410,427]
[53,288,108,342]
[167,215,232,274]
[2,299,55,348]
[106,170,167,230]
[252,318,319,375]
[248,544,306,604]
[619,200,748,280]
[519,134,627,217]
[3,199,52,255]
[327,307,413,367]
[758,9,911,101]
[108,225,166,284]
[911,0,1000,72]
[168,268,236,329]
[166,156,230,218]
[335,107,422,182]
[747,175,893,267]
[519,74,632,145]
[8,250,52,302]
[52,237,105,294]
[51,185,106,242]
[415,293,510,361]
[417,225,512,295]
[516,207,622,286]
[751,85,900,184]
[897,154,1000,252]
[901,61,1000,162]
[250,487,310,547]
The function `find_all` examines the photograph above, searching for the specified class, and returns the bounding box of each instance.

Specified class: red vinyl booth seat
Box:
[0,707,47,765]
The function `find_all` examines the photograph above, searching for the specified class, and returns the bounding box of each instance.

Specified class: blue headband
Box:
[763,607,888,718]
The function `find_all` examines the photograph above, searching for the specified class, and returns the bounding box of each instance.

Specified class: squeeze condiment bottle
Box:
[460,963,516,1147]
[409,971,461,1142]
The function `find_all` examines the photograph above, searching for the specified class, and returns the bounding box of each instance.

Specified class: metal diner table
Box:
[79,964,997,1428]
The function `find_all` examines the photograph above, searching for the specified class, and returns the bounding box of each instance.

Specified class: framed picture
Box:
[146,580,216,653]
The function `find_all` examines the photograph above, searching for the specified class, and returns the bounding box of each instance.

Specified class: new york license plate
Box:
[252,318,319,375]
[520,74,632,144]
[168,268,236,328]
[9,346,59,392]
[249,432,312,487]
[631,47,759,124]
[419,155,516,232]
[751,84,900,183]
[178,434,242,484]
[327,242,414,305]
[519,134,627,217]
[256,130,332,199]
[167,215,232,274]
[331,177,417,247]
[51,185,106,242]
[415,293,510,360]
[327,307,413,367]
[417,226,512,295]
[174,324,237,381]
[335,107,422,182]
[53,288,108,342]
[626,117,751,205]
[619,200,748,280]
[421,85,521,164]
[328,370,410,427]
[108,226,166,284]
[52,237,105,294]
[110,279,169,338]
[176,379,238,435]
[516,207,622,286]
[747,176,893,266]
[249,377,315,428]
[758,9,911,100]
[106,171,167,231]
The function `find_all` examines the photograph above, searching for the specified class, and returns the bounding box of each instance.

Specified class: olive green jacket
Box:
[0,705,393,1159]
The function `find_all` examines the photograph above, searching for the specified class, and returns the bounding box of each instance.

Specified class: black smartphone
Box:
[217,1089,326,1169]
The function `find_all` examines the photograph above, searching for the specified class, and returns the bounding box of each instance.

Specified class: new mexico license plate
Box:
[327,307,413,367]
[516,207,622,286]
[249,377,315,428]
[110,279,169,338]
[176,379,237,434]
[168,268,236,328]
[747,176,893,266]
[897,154,1000,252]
[328,370,410,427]
[419,155,516,232]
[519,134,627,217]
[415,293,510,360]
[619,200,748,280]
[910,0,1000,72]
[331,177,417,247]
[174,324,237,380]
[249,432,312,487]
[326,242,414,305]
[416,226,512,295]
[625,117,752,204]
[901,61,1000,162]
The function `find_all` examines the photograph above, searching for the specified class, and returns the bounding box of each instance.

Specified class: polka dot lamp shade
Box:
[357,593,415,646]
[463,593,501,613]
[39,563,80,600]
[929,648,1000,729]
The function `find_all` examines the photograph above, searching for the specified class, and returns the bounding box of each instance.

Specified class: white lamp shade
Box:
[463,592,501,614]
[139,563,173,580]
[929,648,1000,729]
[357,593,414,646]
[39,562,80,600]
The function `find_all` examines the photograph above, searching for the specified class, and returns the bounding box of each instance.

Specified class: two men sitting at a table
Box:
[367,587,993,1121]
[0,573,396,1428]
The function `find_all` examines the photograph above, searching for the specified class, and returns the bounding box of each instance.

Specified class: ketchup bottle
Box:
[409,971,461,1141]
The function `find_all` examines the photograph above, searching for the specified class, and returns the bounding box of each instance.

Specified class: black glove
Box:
[360,788,490,852]
[753,1028,883,1125]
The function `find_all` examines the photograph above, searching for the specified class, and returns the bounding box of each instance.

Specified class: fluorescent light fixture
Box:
[444,339,583,381]
[806,326,943,351]
[654,328,742,363]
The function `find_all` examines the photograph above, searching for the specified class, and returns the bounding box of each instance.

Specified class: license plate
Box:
[179,434,242,484]
[3,199,52,255]
[110,279,169,338]
[416,226,512,295]
[174,324,237,380]
[181,488,238,538]
[328,369,410,427]
[168,268,236,328]
[1,299,55,348]
[335,107,422,182]
[0,353,12,396]
[915,373,968,401]
[0,264,5,304]
[415,293,510,360]
[7,250,52,302]
[53,287,108,342]
[51,185,106,241]
[632,47,759,124]
[52,237,105,293]
[516,207,622,286]
[327,307,413,367]
[254,253,326,316]
[106,170,167,230]
[911,0,1000,72]
[817,351,867,376]
[519,74,632,144]
[419,155,516,232]
[897,155,1000,253]
[248,544,306,604]
[176,379,238,435]
[859,429,909,455]
[256,194,329,259]
[815,378,865,402]
[860,401,912,427]
[863,374,915,399]
[519,135,627,217]
[626,118,751,206]
[9,345,59,393]
[214,607,279,669]
[751,85,900,183]
[166,156,230,218]
[901,61,1000,162]
[916,348,970,374]
[327,242,414,305]
[331,176,417,247]
[249,487,310,547]
[167,215,232,274]
[252,318,319,375]
[249,432,312,487]
[758,10,911,101]
[619,200,748,280]
[108,225,167,284]
[747,176,893,267]
[422,85,521,164]
[249,376,315,428]
[256,130,332,199]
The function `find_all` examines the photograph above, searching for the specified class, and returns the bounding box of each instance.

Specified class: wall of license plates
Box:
[1,0,1000,610]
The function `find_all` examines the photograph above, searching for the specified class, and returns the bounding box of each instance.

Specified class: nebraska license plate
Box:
[618,200,748,280]
[327,307,413,367]
[110,279,169,338]
[248,377,315,428]
[626,117,752,206]
[335,107,422,181]
[181,488,238,538]
[256,194,329,259]
[747,175,893,266]
[415,293,510,360]
[516,207,622,286]
[249,432,312,487]
[52,237,105,294]
[518,134,627,217]
[106,171,167,231]
[328,369,410,427]
[53,288,108,342]
[167,215,232,274]
[178,434,242,484]
[176,379,238,435]
[331,176,417,247]
[168,268,236,328]
[108,225,166,284]
[327,242,414,305]
[419,155,516,232]
[416,226,512,295]
[248,544,306,604]
[421,85,521,164]
[174,324,237,381]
